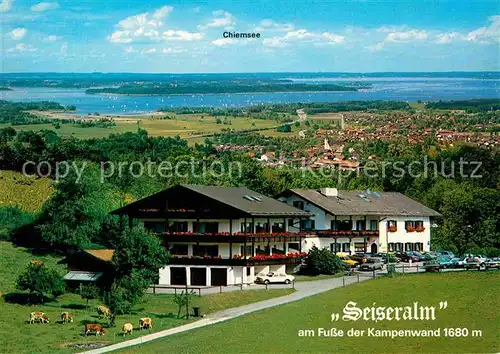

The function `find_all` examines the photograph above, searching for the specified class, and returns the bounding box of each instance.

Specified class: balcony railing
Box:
[316,230,379,237]
[170,253,307,266]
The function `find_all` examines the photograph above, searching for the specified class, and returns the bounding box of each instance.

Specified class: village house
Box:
[109,184,312,287]
[277,188,441,255]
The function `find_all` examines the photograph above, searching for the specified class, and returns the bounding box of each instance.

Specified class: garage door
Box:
[190,267,207,286]
[210,268,227,286]
[170,267,187,285]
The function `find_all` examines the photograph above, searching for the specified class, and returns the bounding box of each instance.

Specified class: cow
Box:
[84,323,105,336]
[97,305,111,319]
[139,317,153,330]
[122,323,133,336]
[29,312,49,324]
[61,312,74,323]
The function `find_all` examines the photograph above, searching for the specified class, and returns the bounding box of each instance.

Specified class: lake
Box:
[1,75,499,115]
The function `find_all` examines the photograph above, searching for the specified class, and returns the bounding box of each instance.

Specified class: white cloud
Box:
[367,28,428,51]
[109,6,202,44]
[466,15,500,44]
[46,34,59,41]
[201,10,235,29]
[212,38,233,46]
[263,28,344,48]
[141,48,157,54]
[322,32,345,44]
[0,0,13,12]
[435,32,461,44]
[162,47,186,54]
[162,30,203,41]
[385,30,428,42]
[9,27,27,40]
[7,43,37,52]
[124,46,135,53]
[31,2,59,12]
[255,19,294,32]
[376,25,408,33]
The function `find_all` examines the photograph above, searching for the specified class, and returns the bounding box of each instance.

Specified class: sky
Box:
[1,0,499,73]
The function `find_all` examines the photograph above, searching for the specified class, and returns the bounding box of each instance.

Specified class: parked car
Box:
[396,252,421,262]
[336,253,358,268]
[463,255,488,270]
[485,258,500,269]
[435,250,456,259]
[424,256,453,271]
[359,258,384,271]
[375,253,400,264]
[350,253,369,264]
[255,272,295,284]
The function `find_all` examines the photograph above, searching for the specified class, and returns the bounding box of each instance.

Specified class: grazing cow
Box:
[61,312,74,323]
[97,305,111,319]
[29,312,49,324]
[139,317,153,330]
[122,323,133,335]
[84,323,105,336]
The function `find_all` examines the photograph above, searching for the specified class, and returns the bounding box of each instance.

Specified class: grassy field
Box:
[0,170,54,212]
[0,241,294,353]
[0,114,278,140]
[123,271,500,354]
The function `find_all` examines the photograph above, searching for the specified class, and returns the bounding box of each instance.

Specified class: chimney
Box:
[320,187,338,197]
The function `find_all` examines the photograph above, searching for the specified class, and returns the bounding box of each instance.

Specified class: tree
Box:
[16,263,65,303]
[78,283,99,309]
[173,290,196,318]
[301,246,343,275]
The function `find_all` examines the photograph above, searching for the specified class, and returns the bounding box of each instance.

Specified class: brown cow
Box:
[139,317,153,330]
[84,323,105,336]
[97,305,111,319]
[61,312,74,323]
[29,312,49,324]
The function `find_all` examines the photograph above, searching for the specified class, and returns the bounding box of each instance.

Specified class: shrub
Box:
[78,283,99,309]
[301,246,343,275]
[16,262,65,303]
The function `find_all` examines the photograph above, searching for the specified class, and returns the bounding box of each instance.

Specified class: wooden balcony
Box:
[170,254,305,266]
[315,230,379,237]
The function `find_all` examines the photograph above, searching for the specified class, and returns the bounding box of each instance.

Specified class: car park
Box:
[255,272,295,284]
[350,253,370,264]
[336,253,359,268]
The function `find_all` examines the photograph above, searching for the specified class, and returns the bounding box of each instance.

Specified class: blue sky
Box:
[1,0,499,72]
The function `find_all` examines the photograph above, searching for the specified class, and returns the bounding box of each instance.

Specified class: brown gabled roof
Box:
[277,189,441,217]
[83,249,115,262]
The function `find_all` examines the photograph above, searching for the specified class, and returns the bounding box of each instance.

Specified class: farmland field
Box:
[0,114,279,140]
[123,271,500,354]
[0,241,294,353]
[0,170,54,212]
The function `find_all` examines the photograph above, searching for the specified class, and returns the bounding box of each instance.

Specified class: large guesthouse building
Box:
[110,184,312,287]
[277,188,441,255]
[109,185,440,287]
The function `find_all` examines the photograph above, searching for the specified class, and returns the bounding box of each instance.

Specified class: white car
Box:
[255,272,295,284]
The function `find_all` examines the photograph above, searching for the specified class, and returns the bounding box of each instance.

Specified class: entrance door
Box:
[371,243,378,255]
[210,268,227,286]
[190,267,207,286]
[170,267,187,285]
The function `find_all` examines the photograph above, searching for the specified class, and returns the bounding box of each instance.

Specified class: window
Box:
[240,245,252,256]
[293,201,305,210]
[143,221,165,233]
[300,219,315,231]
[193,245,219,257]
[288,219,294,227]
[288,242,300,251]
[272,222,285,233]
[395,243,403,252]
[387,220,398,232]
[414,242,423,251]
[354,243,366,252]
[405,243,413,252]
[331,219,352,231]
[170,221,188,232]
[255,222,268,233]
[330,243,341,252]
[170,244,188,255]
[388,243,394,252]
[342,243,350,252]
[193,222,219,234]
[356,220,366,231]
[370,220,378,231]
[240,222,254,233]
[405,220,424,232]
[246,267,251,276]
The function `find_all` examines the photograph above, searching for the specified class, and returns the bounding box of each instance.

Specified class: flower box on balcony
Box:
[387,226,398,233]
[415,226,425,233]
